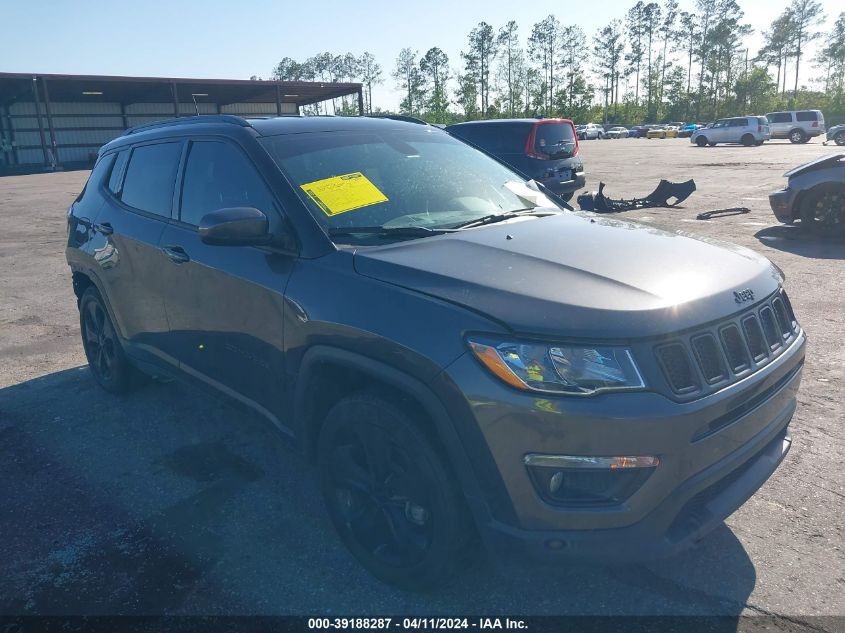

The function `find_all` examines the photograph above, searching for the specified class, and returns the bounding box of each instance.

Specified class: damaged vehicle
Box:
[825,123,845,146]
[769,153,845,236]
[67,115,804,590]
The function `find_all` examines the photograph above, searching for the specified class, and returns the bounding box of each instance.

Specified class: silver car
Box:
[766,110,826,144]
[605,126,630,139]
[691,116,770,147]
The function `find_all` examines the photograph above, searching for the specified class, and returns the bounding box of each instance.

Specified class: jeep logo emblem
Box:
[734,289,755,304]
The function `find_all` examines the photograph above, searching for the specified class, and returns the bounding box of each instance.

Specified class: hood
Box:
[785,153,844,178]
[353,213,781,339]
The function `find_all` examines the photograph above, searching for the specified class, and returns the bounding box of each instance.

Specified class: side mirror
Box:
[198,207,270,246]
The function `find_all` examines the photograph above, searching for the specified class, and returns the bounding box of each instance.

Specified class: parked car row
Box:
[571,110,831,147]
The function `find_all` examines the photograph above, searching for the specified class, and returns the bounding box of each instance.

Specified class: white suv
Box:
[765,110,826,144]
[578,123,605,140]
[690,116,770,147]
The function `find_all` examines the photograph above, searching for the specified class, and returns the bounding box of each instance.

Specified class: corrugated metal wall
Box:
[3,98,296,168]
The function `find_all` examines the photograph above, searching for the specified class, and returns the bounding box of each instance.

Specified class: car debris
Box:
[577,179,696,212]
[696,207,751,220]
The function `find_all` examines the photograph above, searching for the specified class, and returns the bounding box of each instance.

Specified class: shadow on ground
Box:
[755,225,845,258]
[0,367,758,621]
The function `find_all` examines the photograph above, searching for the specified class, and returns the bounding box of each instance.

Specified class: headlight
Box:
[467,336,645,395]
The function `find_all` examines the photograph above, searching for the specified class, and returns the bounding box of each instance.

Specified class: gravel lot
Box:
[0,137,843,626]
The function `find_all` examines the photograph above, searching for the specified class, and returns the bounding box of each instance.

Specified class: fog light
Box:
[526,454,659,507]
[524,454,659,469]
[549,471,563,494]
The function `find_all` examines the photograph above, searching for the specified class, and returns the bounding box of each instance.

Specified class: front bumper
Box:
[487,406,793,563]
[769,188,796,223]
[443,328,805,563]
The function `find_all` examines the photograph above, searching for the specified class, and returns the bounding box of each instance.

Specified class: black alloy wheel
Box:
[79,287,139,393]
[800,184,845,237]
[318,393,475,590]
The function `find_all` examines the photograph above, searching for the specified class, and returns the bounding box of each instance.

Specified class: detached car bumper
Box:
[444,327,805,564]
[769,188,796,223]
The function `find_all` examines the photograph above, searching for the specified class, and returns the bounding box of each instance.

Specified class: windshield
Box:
[260,127,558,241]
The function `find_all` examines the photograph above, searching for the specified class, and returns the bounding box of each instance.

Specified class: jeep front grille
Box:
[656,344,697,393]
[654,289,799,397]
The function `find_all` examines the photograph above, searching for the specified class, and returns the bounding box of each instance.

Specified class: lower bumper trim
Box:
[480,407,794,564]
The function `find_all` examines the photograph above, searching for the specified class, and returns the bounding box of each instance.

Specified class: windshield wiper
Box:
[447,208,554,230]
[327,226,458,239]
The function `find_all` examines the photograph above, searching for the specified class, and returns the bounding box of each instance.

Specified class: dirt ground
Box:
[0,136,843,626]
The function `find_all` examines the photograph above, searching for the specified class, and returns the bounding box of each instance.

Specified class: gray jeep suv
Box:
[66,115,805,590]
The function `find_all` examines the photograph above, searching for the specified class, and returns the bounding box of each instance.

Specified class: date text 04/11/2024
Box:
[307,618,528,630]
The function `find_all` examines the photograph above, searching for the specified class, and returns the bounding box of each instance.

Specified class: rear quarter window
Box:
[796,111,819,122]
[74,153,116,213]
[107,150,129,195]
[120,142,183,217]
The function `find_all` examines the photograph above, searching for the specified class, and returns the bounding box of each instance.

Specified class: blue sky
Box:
[5,0,841,110]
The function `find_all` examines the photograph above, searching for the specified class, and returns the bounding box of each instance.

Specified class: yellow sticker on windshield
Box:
[300,172,388,217]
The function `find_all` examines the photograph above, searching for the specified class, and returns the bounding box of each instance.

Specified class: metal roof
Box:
[0,72,362,107]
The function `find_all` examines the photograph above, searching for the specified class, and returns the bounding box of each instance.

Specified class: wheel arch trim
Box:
[293,345,493,525]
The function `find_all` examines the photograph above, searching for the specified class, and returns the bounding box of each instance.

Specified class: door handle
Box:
[93,222,113,235]
[162,245,190,264]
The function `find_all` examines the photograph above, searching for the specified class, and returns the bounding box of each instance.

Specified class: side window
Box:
[179,140,276,227]
[74,153,116,211]
[796,111,817,122]
[769,112,791,123]
[121,142,183,217]
[107,149,129,195]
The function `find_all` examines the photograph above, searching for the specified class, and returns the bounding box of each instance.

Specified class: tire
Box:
[789,129,807,144]
[708,142,717,146]
[696,136,707,147]
[79,287,143,393]
[317,393,476,590]
[835,131,845,146]
[799,184,845,237]
[741,134,755,147]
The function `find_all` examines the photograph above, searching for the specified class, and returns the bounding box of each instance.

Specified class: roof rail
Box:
[124,114,252,136]
[364,113,430,126]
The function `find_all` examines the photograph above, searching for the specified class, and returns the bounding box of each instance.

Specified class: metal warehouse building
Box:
[0,72,364,173]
